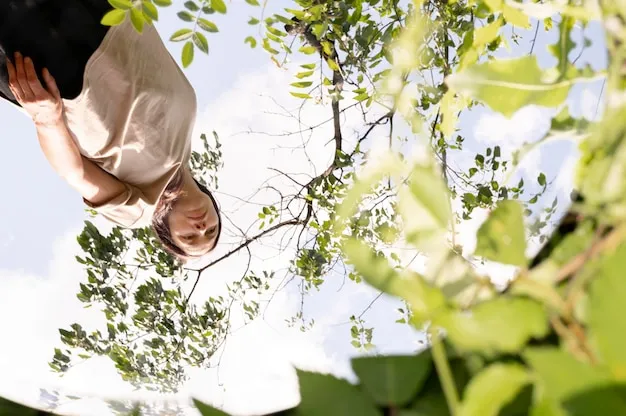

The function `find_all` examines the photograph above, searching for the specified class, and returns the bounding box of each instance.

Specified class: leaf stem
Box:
[429,330,459,415]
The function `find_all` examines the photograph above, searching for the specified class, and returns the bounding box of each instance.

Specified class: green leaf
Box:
[182,41,194,68]
[343,238,445,325]
[351,353,432,406]
[170,28,193,42]
[296,370,381,416]
[290,92,312,99]
[177,10,195,22]
[129,8,145,32]
[184,0,199,11]
[192,399,230,415]
[248,17,260,24]
[475,200,527,266]
[502,4,531,28]
[458,363,530,416]
[524,347,626,414]
[193,32,209,54]
[245,0,260,5]
[472,16,503,48]
[446,55,574,118]
[142,1,159,20]
[291,81,313,88]
[108,0,133,10]
[153,0,172,6]
[295,70,314,79]
[437,297,548,354]
[588,243,626,380]
[211,0,227,13]
[244,36,257,48]
[101,9,127,26]
[548,17,576,78]
[198,18,218,33]
[397,164,451,247]
[0,396,40,416]
[299,45,318,55]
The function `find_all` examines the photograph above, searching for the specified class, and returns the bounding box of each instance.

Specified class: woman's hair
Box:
[152,172,222,260]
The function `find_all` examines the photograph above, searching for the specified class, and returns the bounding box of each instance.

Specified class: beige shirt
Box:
[62,19,197,228]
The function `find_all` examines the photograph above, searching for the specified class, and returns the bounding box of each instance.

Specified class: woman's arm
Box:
[35,117,127,206]
[7,52,126,206]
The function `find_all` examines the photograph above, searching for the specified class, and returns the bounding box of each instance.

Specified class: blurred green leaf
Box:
[447,56,575,117]
[193,399,230,415]
[343,238,445,325]
[458,363,530,416]
[351,353,432,406]
[398,164,451,247]
[211,0,227,13]
[524,347,626,414]
[475,200,527,266]
[295,370,381,416]
[108,0,133,10]
[437,297,548,354]
[0,396,40,416]
[244,36,257,48]
[588,242,626,380]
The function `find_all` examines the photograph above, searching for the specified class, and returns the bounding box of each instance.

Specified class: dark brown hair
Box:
[152,172,222,260]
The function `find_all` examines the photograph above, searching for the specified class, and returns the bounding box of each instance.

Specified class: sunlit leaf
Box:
[447,55,578,118]
[142,1,159,20]
[211,0,227,13]
[397,162,451,247]
[436,297,548,354]
[244,36,257,48]
[198,18,218,32]
[182,41,194,67]
[475,200,527,266]
[170,28,193,42]
[108,0,133,10]
[129,7,145,32]
[502,4,530,28]
[458,363,530,416]
[193,32,209,54]
[548,17,576,78]
[290,92,312,99]
[101,9,127,26]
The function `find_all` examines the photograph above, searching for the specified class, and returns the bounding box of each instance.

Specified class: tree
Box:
[48,0,597,396]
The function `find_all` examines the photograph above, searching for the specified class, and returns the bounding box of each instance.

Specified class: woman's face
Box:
[167,192,220,257]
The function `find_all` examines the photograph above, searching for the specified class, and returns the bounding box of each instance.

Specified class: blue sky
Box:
[0,3,607,415]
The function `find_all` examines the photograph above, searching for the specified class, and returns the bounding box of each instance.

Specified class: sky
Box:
[0,2,608,416]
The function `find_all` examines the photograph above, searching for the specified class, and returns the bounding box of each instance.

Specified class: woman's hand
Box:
[6,52,64,126]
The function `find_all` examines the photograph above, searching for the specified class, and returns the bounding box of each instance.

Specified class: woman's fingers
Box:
[14,52,35,99]
[42,68,61,100]
[24,56,48,98]
[5,58,23,100]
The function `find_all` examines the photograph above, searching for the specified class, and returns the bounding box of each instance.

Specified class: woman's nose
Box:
[194,220,207,231]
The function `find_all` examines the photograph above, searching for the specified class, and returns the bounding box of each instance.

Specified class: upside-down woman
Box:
[0,0,221,260]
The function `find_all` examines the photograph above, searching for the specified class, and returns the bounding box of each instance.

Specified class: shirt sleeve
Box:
[82,182,148,228]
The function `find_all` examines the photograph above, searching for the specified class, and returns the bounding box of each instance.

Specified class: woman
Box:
[0,0,221,260]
